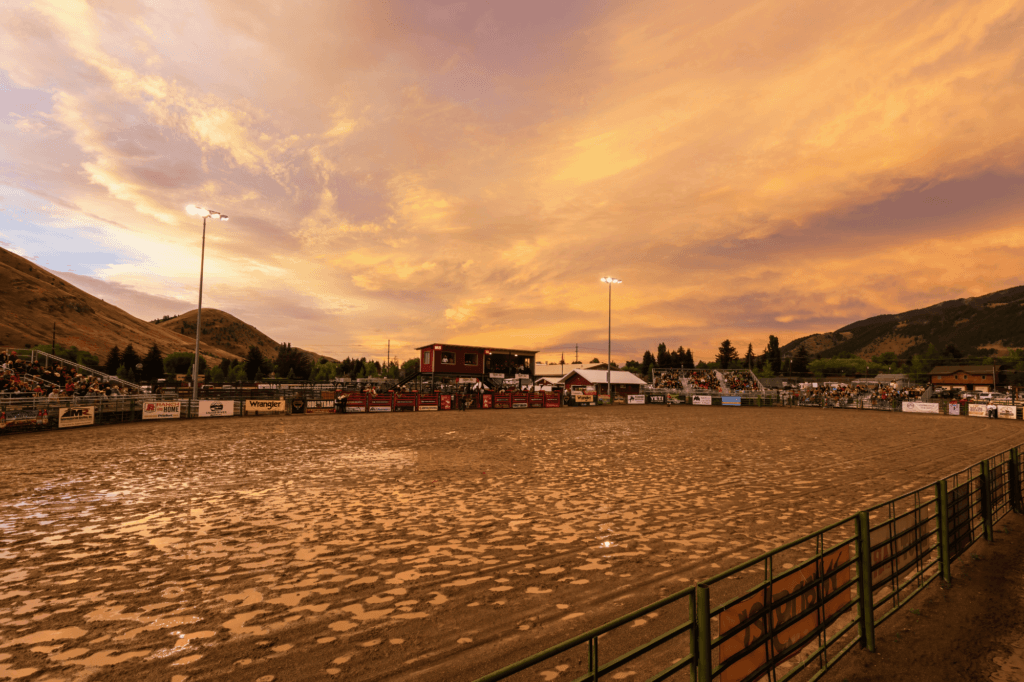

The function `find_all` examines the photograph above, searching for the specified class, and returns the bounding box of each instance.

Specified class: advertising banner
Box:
[647,394,666,404]
[627,394,645,404]
[693,395,712,406]
[305,400,336,415]
[245,399,286,413]
[458,377,478,383]
[968,404,987,418]
[0,408,45,428]
[515,373,530,380]
[723,396,741,406]
[948,403,961,416]
[290,398,306,414]
[489,373,504,378]
[59,406,95,428]
[481,394,492,409]
[998,405,1018,419]
[512,393,529,408]
[439,395,452,410]
[142,401,181,420]
[198,400,234,417]
[901,401,940,414]
[369,396,393,412]
[720,546,851,682]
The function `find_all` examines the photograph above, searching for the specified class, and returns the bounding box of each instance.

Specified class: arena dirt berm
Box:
[0,406,1021,681]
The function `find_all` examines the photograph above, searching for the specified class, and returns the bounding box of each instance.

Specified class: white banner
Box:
[998,405,1018,419]
[198,400,235,417]
[142,401,181,420]
[968,404,988,418]
[901,401,939,414]
[948,403,961,416]
[627,394,645,404]
[693,395,712,406]
[245,399,286,413]
[59,406,94,428]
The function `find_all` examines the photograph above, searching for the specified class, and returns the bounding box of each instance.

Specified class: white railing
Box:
[31,349,141,392]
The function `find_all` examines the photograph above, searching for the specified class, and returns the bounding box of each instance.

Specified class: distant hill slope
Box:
[781,286,1024,359]
[0,246,240,361]
[155,309,332,363]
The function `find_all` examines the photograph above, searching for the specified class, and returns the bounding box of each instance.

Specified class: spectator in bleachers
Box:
[685,369,721,391]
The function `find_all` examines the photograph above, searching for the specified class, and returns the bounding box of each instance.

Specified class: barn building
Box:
[929,365,999,392]
[559,369,648,396]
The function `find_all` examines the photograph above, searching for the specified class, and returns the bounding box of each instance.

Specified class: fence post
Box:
[855,511,876,652]
[981,460,994,542]
[587,636,599,682]
[696,584,712,682]
[937,480,951,583]
[1010,447,1022,514]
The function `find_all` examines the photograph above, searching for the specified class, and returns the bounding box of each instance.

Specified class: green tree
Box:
[244,345,265,382]
[104,345,121,375]
[764,335,782,373]
[656,343,670,367]
[716,339,740,370]
[791,345,810,375]
[683,349,694,369]
[808,357,867,376]
[121,344,142,374]
[942,343,963,360]
[141,343,164,383]
[743,343,755,370]
[228,363,248,383]
[401,357,420,378]
[210,365,226,383]
[275,343,311,380]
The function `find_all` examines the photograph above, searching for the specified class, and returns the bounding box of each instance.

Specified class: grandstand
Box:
[651,367,764,395]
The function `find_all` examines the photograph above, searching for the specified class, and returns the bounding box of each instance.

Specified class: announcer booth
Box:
[417,343,537,388]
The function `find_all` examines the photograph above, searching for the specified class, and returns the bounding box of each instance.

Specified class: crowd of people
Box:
[1,351,138,399]
[652,369,686,390]
[687,369,721,391]
[795,383,915,407]
[723,371,761,392]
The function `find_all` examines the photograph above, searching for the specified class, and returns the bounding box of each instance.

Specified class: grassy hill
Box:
[781,286,1024,359]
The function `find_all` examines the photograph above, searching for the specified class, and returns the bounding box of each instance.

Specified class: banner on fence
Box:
[902,401,939,414]
[198,400,234,417]
[720,545,851,682]
[627,394,645,404]
[305,400,335,415]
[290,398,306,414]
[723,396,741,406]
[59,406,95,428]
[647,394,666,404]
[998,405,1018,419]
[693,395,712,406]
[869,511,929,585]
[245,399,286,413]
[948,403,961,416]
[142,401,180,420]
[968,404,987,418]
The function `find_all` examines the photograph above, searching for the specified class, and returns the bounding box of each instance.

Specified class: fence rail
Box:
[473,442,1024,682]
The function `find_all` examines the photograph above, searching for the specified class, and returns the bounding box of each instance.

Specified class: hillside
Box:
[781,286,1024,359]
[155,309,334,364]
[0,246,240,362]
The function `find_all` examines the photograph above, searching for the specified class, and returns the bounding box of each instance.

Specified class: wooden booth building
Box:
[413,343,537,388]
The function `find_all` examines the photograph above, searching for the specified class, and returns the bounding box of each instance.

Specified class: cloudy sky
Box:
[3,0,1024,364]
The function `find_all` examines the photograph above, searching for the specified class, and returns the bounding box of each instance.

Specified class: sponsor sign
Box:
[901,401,939,414]
[722,396,741,406]
[245,399,286,413]
[198,400,234,417]
[481,394,492,409]
[306,400,336,415]
[369,406,392,412]
[291,398,306,414]
[647,394,666,404]
[870,512,928,586]
[998,405,1017,419]
[948,403,961,416]
[515,373,530,380]
[346,405,366,413]
[693,395,712,406]
[458,377,478,383]
[439,395,452,410]
[720,546,851,682]
[142,401,181,420]
[418,405,438,411]
[59,406,95,429]
[968,404,987,418]
[489,373,504,378]
[627,394,645,404]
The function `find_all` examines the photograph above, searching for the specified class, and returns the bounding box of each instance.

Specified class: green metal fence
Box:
[474,444,1024,682]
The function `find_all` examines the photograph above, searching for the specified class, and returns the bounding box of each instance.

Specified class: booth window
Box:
[464,353,478,366]
[423,351,432,365]
[441,351,456,364]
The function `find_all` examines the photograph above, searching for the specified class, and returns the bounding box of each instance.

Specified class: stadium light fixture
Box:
[185,205,229,403]
[600,277,622,400]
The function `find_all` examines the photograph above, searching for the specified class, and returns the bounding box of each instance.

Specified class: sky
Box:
[2,0,1024,365]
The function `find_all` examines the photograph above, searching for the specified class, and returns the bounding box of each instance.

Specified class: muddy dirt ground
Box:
[1,406,1022,681]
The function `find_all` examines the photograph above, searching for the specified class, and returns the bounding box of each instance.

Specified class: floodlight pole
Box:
[601,277,621,402]
[192,214,208,403]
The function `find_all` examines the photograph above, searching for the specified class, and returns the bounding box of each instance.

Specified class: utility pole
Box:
[387,340,390,377]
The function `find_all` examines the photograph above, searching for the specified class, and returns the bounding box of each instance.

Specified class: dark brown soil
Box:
[0,406,1021,681]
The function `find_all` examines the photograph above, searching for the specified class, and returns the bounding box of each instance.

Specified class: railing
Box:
[474,445,1024,682]
[30,349,141,392]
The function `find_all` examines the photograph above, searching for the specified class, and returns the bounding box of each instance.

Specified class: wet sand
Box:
[1,407,1021,681]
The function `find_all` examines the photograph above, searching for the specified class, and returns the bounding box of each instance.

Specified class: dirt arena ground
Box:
[1,406,1022,682]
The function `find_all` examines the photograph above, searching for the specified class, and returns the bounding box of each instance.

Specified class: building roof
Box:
[558,369,648,385]
[416,343,536,355]
[930,365,998,375]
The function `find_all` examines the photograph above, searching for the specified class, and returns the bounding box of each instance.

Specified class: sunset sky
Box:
[3,0,1024,364]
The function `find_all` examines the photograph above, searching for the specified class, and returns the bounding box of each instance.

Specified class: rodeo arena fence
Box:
[4,359,1024,682]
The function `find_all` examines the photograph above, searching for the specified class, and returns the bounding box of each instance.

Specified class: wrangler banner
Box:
[245,399,286,413]
[59,406,95,428]
[142,401,181,420]
[720,546,852,682]
[198,400,235,417]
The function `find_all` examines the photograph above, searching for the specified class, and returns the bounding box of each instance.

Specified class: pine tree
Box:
[245,345,265,382]
[716,340,740,370]
[744,343,755,370]
[683,349,695,369]
[104,345,121,375]
[141,343,164,382]
[121,344,142,374]
[791,345,810,375]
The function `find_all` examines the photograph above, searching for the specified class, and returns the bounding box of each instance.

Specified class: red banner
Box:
[439,395,452,410]
[481,394,492,409]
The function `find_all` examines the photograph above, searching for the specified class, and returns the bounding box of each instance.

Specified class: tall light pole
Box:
[600,277,622,402]
[185,204,228,403]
